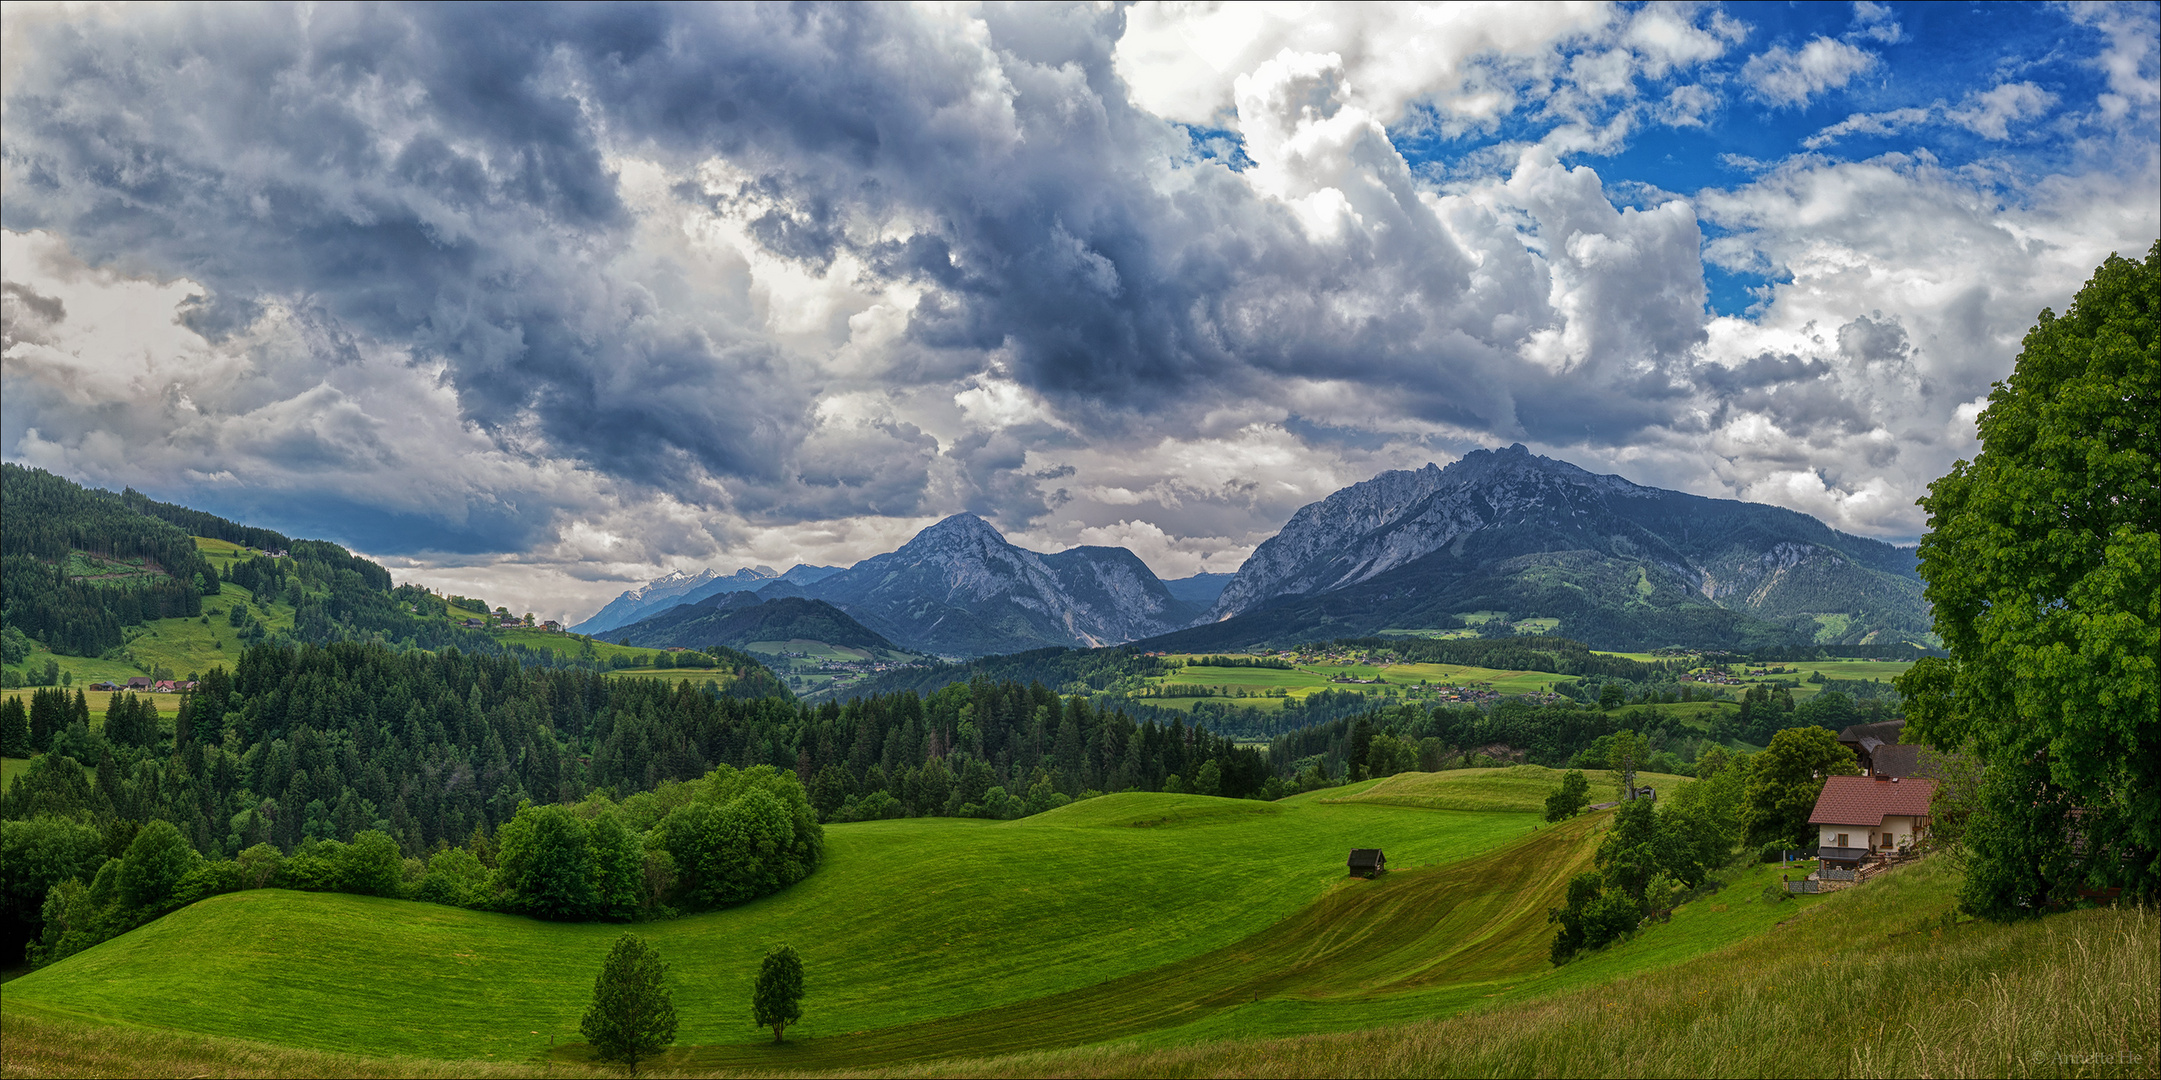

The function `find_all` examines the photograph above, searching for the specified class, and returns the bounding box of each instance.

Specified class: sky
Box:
[2,1,2155,623]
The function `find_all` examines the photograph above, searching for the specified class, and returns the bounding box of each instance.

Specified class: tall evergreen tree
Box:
[0,697,30,758]
[580,933,677,1075]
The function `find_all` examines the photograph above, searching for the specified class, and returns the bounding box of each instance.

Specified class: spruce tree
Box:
[580,933,677,1075]
[0,696,30,757]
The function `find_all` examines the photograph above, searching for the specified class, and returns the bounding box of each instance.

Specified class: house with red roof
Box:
[1810,774,1936,871]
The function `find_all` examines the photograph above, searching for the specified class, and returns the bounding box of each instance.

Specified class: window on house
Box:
[1835,833,1849,847]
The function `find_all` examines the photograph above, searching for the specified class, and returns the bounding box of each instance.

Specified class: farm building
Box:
[1347,849,1387,878]
[1809,774,1935,869]
[1836,719,1907,775]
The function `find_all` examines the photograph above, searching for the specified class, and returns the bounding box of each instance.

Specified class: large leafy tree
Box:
[751,944,805,1044]
[115,820,201,913]
[580,933,677,1075]
[1743,726,1857,851]
[496,803,598,920]
[1900,242,2159,915]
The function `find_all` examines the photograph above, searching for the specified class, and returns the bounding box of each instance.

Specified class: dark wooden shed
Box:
[1347,849,1387,878]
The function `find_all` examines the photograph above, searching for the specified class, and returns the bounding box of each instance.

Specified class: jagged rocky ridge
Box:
[1157,444,1932,652]
[802,514,1198,657]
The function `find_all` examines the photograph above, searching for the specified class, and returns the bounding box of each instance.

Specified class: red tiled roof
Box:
[1808,774,1935,826]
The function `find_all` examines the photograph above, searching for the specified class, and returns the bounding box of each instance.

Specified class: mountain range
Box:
[571,563,843,635]
[583,445,1934,657]
[1157,444,1931,652]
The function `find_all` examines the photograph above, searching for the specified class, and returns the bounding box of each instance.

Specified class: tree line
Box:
[0,639,1268,962]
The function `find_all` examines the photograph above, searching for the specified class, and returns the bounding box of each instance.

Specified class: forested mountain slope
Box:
[598,594,902,654]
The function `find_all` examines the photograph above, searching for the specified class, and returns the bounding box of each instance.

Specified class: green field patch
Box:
[747,639,878,661]
[1592,650,1667,663]
[1320,662,1562,695]
[1,689,185,717]
[2,755,35,789]
[61,551,170,585]
[1318,765,1696,814]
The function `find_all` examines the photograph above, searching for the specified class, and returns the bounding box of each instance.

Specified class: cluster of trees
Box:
[1543,724,1881,962]
[17,762,823,966]
[1271,697,1730,783]
[0,639,1274,960]
[579,936,806,1075]
[1182,656,1295,670]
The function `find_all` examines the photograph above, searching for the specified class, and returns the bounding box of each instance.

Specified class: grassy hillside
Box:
[2,792,1541,1059]
[902,861,2156,1079]
[5,806,2143,1078]
[1,789,1842,1073]
[1319,765,1693,813]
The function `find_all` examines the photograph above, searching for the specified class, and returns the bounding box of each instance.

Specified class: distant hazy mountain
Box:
[1149,444,1932,652]
[1162,572,1234,610]
[570,563,844,634]
[802,514,1194,657]
[597,593,898,654]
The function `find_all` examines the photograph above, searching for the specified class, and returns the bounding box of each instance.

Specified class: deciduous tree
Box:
[1743,727,1857,850]
[1543,770,1591,821]
[1900,242,2158,914]
[751,944,804,1044]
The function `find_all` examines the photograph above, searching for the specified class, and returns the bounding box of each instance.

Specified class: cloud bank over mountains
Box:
[1,1,2154,621]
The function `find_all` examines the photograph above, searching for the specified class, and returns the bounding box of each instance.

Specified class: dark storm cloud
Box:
[0,281,67,350]
[1,2,1768,539]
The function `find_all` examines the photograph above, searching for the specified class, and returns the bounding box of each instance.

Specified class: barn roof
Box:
[1808,775,1935,827]
[1347,848,1385,864]
[1837,719,1906,752]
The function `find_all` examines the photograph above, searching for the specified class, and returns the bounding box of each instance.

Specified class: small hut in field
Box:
[1347,849,1387,878]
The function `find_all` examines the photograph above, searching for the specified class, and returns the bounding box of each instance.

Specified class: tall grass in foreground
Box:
[889,866,2157,1079]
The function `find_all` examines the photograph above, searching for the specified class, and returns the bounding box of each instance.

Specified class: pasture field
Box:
[1375,627,1482,640]
[4,791,1543,1061]
[1319,765,1694,813]
[6,855,2146,1079]
[904,859,2155,1080]
[745,639,894,661]
[0,688,184,718]
[1139,659,1568,711]
[1,755,34,788]
[0,784,1864,1073]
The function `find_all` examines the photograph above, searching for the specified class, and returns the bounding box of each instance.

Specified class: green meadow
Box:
[1321,765,1694,813]
[3,776,2148,1078]
[1139,658,1571,712]
[0,772,1862,1073]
